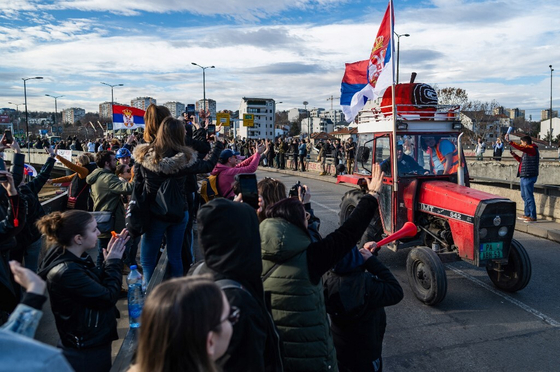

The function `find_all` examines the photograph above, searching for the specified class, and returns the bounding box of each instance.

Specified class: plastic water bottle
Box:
[126,265,144,328]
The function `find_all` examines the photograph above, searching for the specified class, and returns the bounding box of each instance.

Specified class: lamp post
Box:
[394,32,410,84]
[23,76,44,157]
[45,94,63,132]
[100,82,124,117]
[8,101,25,135]
[191,63,215,112]
[550,65,554,147]
[303,101,309,138]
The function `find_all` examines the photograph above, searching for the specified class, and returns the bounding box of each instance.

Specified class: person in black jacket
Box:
[37,210,129,372]
[323,245,403,372]
[191,198,284,372]
[132,117,223,284]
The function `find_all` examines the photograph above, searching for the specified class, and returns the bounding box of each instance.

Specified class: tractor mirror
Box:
[357,146,370,163]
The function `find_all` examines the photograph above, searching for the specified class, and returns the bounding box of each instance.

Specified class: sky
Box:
[1,0,559,122]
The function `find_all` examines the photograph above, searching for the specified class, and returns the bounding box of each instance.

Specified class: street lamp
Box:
[100,82,124,117]
[550,65,554,147]
[23,76,44,157]
[303,101,309,138]
[394,32,410,84]
[191,63,215,111]
[45,94,63,132]
[8,101,25,135]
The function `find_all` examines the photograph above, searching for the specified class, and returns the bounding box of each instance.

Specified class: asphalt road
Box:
[256,169,560,372]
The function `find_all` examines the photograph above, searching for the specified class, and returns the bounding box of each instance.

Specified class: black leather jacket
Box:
[38,247,122,349]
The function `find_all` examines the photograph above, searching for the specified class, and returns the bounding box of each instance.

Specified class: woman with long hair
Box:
[37,210,129,372]
[130,276,235,372]
[259,164,384,371]
[133,116,223,284]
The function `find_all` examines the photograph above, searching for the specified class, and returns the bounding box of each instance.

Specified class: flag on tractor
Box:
[341,0,394,123]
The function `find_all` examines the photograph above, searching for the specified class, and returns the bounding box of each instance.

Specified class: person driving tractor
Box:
[381,143,429,176]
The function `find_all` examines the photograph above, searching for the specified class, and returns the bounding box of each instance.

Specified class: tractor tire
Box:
[486,239,531,292]
[339,189,383,247]
[406,247,447,306]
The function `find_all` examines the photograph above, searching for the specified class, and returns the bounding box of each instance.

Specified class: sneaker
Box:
[524,217,537,223]
[319,172,326,176]
[517,215,529,220]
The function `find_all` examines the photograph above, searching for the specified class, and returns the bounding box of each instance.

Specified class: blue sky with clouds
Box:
[1,0,559,121]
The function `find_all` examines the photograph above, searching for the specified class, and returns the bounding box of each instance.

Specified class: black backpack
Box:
[151,175,187,222]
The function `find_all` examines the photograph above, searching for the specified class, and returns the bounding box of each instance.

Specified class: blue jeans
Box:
[141,211,188,285]
[520,176,538,219]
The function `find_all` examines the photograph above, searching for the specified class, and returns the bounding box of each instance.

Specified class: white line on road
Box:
[446,265,560,327]
[311,200,340,214]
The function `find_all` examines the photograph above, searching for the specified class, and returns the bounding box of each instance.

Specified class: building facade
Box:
[288,108,306,122]
[539,117,560,141]
[131,97,156,111]
[164,101,186,119]
[62,107,86,125]
[300,117,334,137]
[541,109,558,121]
[237,98,276,139]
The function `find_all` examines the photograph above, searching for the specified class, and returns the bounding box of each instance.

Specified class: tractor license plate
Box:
[480,242,504,260]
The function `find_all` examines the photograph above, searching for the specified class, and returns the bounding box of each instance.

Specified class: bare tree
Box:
[437,87,469,107]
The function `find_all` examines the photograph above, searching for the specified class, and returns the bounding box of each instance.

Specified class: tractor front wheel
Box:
[486,239,531,292]
[406,247,447,306]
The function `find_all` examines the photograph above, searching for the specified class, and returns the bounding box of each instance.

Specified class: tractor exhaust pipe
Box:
[457,132,465,186]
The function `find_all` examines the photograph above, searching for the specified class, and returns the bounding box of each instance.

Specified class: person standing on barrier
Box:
[492,138,504,161]
[507,134,539,222]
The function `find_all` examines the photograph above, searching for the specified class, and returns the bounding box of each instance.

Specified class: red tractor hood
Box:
[417,180,505,221]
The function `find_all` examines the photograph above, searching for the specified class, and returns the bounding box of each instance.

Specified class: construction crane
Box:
[326,95,340,121]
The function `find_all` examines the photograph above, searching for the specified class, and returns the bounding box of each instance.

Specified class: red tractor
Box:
[337,90,531,306]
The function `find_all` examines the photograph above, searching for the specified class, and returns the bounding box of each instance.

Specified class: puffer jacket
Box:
[37,247,122,349]
[260,193,380,371]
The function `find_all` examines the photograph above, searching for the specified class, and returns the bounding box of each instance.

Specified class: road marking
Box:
[446,265,560,327]
[311,200,340,214]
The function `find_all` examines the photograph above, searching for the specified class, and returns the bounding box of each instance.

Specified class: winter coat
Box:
[86,168,133,238]
[211,151,260,199]
[259,193,380,371]
[194,198,283,372]
[38,247,122,349]
[323,255,404,371]
[133,142,223,220]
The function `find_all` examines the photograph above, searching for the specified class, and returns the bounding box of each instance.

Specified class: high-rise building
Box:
[237,98,276,139]
[62,107,86,125]
[541,109,558,121]
[99,101,126,119]
[164,101,186,119]
[131,97,156,111]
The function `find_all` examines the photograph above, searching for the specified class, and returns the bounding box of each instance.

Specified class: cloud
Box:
[249,62,326,75]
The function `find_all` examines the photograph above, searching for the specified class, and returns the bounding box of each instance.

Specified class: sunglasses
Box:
[215,306,240,329]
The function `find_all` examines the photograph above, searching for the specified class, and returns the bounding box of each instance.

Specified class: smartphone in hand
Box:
[3,129,13,145]
[235,173,259,209]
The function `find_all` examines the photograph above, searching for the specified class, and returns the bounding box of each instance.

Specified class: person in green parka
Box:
[259,164,384,371]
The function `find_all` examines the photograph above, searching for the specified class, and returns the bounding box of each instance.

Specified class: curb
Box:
[259,166,560,245]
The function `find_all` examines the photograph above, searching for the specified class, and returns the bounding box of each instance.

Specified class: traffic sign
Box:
[243,114,254,127]
[216,113,231,126]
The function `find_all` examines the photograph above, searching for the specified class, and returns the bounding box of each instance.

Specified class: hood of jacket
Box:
[260,218,311,263]
[86,167,110,185]
[37,246,93,279]
[210,162,231,176]
[197,198,264,296]
[133,143,197,175]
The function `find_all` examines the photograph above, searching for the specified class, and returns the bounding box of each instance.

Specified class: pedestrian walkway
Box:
[257,165,560,245]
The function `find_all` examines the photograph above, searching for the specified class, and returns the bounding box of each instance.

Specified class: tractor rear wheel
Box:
[406,247,447,306]
[486,239,531,292]
[339,189,383,247]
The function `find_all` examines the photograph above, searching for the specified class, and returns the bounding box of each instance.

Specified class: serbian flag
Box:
[341,0,394,122]
[112,105,145,130]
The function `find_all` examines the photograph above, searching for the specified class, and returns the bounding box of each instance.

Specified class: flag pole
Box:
[389,0,398,192]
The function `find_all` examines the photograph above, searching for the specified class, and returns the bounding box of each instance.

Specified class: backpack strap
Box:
[215,279,252,297]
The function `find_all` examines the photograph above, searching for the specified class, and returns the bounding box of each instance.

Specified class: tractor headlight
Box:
[498,226,508,237]
[479,228,488,239]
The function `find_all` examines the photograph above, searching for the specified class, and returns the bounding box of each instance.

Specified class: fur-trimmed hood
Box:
[133,143,198,175]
